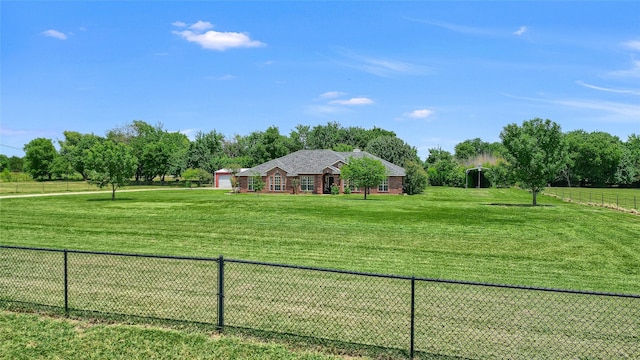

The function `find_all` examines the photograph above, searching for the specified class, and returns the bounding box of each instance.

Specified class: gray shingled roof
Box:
[237,150,406,177]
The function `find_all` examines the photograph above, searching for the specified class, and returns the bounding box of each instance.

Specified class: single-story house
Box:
[236,149,405,194]
[214,168,249,189]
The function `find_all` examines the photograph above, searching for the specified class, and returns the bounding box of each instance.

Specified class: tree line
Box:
[1,119,639,202]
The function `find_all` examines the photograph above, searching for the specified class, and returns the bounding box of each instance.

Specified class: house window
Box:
[346,181,360,193]
[300,176,314,192]
[378,178,389,192]
[270,172,284,191]
[248,177,254,191]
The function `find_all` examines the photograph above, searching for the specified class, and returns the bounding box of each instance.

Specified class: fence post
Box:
[410,276,415,359]
[217,255,224,332]
[64,250,68,316]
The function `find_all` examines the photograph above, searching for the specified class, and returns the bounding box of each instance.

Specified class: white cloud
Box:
[329,97,374,105]
[513,26,527,36]
[405,18,494,37]
[206,74,235,81]
[337,49,427,77]
[172,21,187,28]
[500,92,640,122]
[406,109,434,119]
[189,20,214,32]
[608,60,640,79]
[173,21,265,51]
[576,80,640,95]
[623,39,640,51]
[319,91,345,99]
[41,29,67,40]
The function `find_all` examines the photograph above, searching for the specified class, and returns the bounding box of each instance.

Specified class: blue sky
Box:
[2,1,639,160]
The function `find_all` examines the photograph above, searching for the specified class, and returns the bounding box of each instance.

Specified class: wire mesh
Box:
[225,260,411,350]
[1,245,638,359]
[67,252,219,323]
[0,247,64,307]
[414,281,640,359]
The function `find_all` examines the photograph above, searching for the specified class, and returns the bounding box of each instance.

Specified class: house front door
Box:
[323,175,334,194]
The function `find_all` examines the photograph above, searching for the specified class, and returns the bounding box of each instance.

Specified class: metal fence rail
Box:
[1,245,638,359]
[545,187,639,211]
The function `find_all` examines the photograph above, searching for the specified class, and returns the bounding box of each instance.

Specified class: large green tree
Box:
[565,130,622,186]
[23,138,58,180]
[500,118,568,206]
[365,135,419,167]
[86,140,137,200]
[59,131,102,180]
[187,130,225,183]
[340,156,388,200]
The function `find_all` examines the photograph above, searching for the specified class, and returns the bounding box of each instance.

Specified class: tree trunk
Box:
[532,189,538,206]
[364,187,368,200]
[111,184,116,200]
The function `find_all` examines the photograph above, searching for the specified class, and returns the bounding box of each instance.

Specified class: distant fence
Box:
[1,245,638,359]
[545,187,638,211]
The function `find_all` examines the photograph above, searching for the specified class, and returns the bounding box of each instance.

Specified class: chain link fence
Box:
[1,245,638,359]
[545,187,639,211]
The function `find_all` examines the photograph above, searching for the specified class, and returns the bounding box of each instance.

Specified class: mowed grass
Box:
[0,310,345,360]
[1,187,638,293]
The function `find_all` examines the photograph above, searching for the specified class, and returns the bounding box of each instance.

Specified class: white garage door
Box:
[217,174,232,189]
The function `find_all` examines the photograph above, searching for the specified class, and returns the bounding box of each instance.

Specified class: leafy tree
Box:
[424,148,463,187]
[454,138,491,162]
[1,168,11,182]
[164,131,190,179]
[288,124,311,151]
[500,118,568,206]
[23,138,57,180]
[0,155,9,172]
[49,155,74,179]
[248,126,290,165]
[59,131,102,180]
[615,146,637,186]
[86,140,137,200]
[8,156,24,172]
[250,172,266,193]
[108,120,165,182]
[307,121,342,150]
[182,168,211,187]
[484,160,511,188]
[565,130,622,186]
[624,134,640,185]
[340,156,388,200]
[365,135,419,167]
[188,130,225,183]
[332,143,354,152]
[403,160,428,195]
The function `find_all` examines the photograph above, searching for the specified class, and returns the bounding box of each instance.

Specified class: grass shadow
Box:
[86,197,135,202]
[485,203,555,207]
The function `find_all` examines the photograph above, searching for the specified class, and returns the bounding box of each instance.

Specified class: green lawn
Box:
[0,310,346,360]
[0,179,196,195]
[1,187,638,294]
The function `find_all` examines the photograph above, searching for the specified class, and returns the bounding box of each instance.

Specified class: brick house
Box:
[236,149,405,194]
